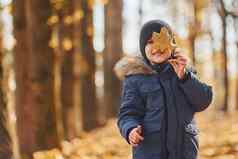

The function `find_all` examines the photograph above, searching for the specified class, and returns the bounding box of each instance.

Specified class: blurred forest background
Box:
[0,0,238,159]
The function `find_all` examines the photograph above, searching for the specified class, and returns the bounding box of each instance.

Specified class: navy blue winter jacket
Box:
[114,56,213,159]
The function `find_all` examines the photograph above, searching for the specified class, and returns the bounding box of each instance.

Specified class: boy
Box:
[114,19,213,159]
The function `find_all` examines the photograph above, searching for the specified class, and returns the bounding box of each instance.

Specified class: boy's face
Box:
[144,28,175,65]
[145,41,172,65]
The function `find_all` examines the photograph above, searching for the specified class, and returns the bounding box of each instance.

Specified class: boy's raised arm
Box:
[178,70,213,112]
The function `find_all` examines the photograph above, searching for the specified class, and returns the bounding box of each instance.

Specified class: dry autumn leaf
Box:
[151,27,176,53]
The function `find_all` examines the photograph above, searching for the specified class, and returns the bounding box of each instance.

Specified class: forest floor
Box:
[34,110,238,159]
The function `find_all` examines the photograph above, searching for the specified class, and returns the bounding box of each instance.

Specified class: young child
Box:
[114,20,213,159]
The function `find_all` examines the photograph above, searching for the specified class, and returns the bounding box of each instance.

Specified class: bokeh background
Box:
[0,0,238,159]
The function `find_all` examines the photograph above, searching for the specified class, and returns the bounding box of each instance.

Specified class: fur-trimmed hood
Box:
[113,55,157,80]
[113,55,197,80]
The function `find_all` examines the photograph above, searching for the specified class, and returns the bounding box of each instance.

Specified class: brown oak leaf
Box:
[151,27,176,53]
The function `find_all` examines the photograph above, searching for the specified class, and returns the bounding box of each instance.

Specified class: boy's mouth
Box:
[151,53,164,60]
[151,50,165,56]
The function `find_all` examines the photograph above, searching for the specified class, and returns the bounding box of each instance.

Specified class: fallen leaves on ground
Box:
[33,111,238,159]
[197,111,238,159]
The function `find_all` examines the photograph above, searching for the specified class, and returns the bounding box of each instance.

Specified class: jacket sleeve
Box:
[178,71,213,112]
[117,76,145,144]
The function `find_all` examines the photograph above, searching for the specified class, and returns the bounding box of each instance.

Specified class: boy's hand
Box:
[168,48,189,80]
[129,125,144,147]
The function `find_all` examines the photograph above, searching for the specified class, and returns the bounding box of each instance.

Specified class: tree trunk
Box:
[13,0,34,157]
[74,0,99,131]
[138,0,143,26]
[14,0,60,157]
[188,0,202,66]
[104,0,123,118]
[58,1,77,140]
[219,0,229,111]
[237,42,238,110]
[0,17,12,159]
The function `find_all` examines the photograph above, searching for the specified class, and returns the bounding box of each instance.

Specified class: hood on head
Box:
[113,55,156,80]
[139,19,175,66]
